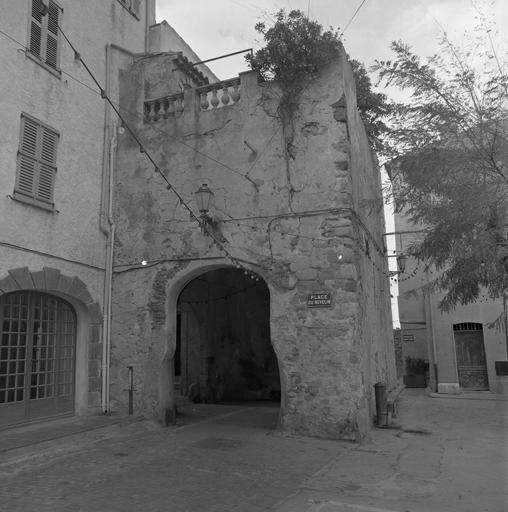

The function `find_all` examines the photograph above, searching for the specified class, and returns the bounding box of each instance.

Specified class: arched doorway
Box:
[175,268,280,404]
[0,291,77,426]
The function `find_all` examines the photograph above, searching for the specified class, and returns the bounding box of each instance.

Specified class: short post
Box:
[373,382,387,427]
[127,365,134,415]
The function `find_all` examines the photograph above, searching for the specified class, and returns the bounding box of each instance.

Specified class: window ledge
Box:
[26,51,62,79]
[117,0,140,19]
[12,191,55,212]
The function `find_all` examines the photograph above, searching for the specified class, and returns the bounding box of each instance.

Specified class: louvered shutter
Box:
[131,0,140,16]
[36,128,58,203]
[29,0,44,58]
[16,117,39,198]
[15,115,58,207]
[45,2,60,69]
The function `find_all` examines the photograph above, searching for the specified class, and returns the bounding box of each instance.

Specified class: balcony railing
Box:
[144,77,242,122]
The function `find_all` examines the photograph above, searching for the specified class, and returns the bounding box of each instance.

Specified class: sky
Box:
[155,0,507,89]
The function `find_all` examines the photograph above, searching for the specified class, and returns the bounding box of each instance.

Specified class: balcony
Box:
[143,72,259,122]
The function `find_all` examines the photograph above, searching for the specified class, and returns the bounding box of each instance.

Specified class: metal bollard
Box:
[373,382,387,427]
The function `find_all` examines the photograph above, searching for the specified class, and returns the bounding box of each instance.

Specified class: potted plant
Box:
[403,356,426,388]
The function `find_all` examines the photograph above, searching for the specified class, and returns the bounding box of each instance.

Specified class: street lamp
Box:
[195,184,217,234]
[396,254,407,273]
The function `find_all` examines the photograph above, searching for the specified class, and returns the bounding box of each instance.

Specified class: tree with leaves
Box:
[374,11,508,315]
[246,9,392,154]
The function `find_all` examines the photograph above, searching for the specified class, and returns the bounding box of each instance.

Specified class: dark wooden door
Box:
[454,327,489,390]
[0,292,76,426]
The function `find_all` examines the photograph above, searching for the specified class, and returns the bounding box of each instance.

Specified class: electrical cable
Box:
[0,28,254,185]
[340,0,367,37]
[3,11,395,281]
[0,241,105,271]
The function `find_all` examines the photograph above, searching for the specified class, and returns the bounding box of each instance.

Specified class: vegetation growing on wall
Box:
[246,9,393,158]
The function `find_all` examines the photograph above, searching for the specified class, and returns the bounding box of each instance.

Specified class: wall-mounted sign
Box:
[307,293,332,308]
[403,334,414,342]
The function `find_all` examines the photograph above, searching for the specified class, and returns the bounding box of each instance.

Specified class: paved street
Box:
[0,391,506,512]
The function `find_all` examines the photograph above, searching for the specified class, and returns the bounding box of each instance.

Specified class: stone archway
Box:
[176,268,280,405]
[0,267,102,421]
[157,261,282,426]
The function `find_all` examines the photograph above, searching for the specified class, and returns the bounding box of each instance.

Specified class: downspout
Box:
[106,127,117,414]
[426,269,438,391]
[100,43,134,414]
[145,0,150,52]
[100,45,112,414]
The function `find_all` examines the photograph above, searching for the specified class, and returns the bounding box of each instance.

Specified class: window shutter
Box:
[45,2,59,69]
[16,117,39,198]
[15,115,58,208]
[36,128,58,203]
[131,0,140,15]
[29,0,44,57]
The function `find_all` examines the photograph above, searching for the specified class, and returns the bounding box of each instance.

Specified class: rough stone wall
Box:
[112,46,395,440]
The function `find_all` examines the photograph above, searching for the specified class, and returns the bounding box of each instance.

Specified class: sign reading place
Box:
[307,293,332,308]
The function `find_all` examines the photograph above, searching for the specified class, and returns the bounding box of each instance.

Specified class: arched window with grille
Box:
[0,291,76,426]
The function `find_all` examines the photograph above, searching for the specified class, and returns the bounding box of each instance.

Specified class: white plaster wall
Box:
[0,0,154,266]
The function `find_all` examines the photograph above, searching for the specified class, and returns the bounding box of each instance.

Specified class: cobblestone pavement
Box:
[0,403,351,512]
[0,392,507,512]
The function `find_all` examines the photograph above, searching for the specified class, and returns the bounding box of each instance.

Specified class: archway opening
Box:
[175,268,280,405]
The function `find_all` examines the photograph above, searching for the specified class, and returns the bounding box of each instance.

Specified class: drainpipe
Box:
[426,269,438,391]
[100,43,134,414]
[145,0,150,52]
[105,127,117,414]
[99,45,112,414]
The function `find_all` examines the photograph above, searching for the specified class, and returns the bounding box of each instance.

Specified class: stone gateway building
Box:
[111,25,396,441]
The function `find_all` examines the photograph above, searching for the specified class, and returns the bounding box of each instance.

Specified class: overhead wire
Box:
[3,8,399,282]
[340,0,368,38]
[20,7,265,277]
[0,27,255,185]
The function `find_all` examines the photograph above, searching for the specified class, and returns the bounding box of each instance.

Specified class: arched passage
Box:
[158,263,281,425]
[176,268,280,404]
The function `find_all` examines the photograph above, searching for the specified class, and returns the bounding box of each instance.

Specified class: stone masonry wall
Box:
[111,46,395,441]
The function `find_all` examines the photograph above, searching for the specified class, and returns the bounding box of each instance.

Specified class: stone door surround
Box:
[0,267,103,413]
[0,267,101,320]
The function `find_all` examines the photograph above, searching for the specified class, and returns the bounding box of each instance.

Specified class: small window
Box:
[28,0,62,72]
[453,323,483,332]
[14,114,59,211]
[118,0,140,17]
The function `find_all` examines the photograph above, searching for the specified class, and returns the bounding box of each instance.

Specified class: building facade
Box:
[1,2,397,439]
[0,0,155,427]
[395,214,508,395]
[110,33,397,441]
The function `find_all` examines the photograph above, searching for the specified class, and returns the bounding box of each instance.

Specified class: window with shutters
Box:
[13,113,59,211]
[28,0,62,73]
[117,0,141,18]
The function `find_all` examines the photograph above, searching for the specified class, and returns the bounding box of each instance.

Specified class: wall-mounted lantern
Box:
[195,184,218,234]
[396,254,407,273]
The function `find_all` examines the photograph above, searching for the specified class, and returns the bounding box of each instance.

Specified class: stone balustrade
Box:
[196,78,241,111]
[144,77,243,122]
[145,92,185,122]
